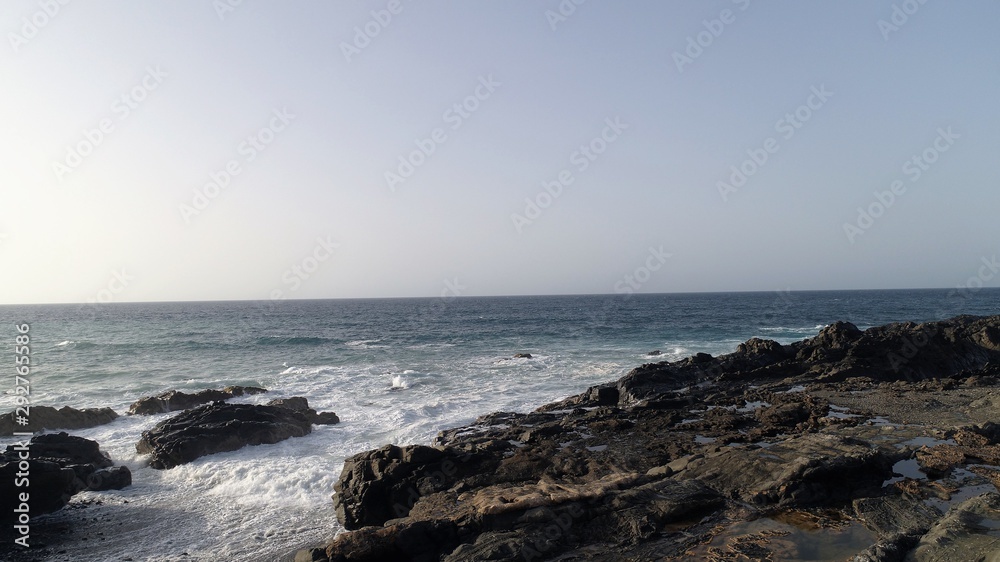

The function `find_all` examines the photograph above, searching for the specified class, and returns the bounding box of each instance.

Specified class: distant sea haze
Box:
[0,289,997,560]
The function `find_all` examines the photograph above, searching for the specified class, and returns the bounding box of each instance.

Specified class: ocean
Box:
[1,289,998,560]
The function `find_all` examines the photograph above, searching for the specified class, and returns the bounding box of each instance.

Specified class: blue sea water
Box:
[0,290,997,560]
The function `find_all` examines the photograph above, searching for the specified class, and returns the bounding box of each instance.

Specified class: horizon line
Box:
[2,286,998,307]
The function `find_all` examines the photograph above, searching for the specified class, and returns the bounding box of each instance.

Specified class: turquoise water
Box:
[0,290,997,560]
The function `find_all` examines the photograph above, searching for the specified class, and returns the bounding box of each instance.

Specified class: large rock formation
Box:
[136,402,313,469]
[0,432,130,525]
[127,385,267,415]
[299,315,1000,561]
[0,405,119,436]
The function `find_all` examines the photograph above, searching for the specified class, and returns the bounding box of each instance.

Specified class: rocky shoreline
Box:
[298,315,1000,561]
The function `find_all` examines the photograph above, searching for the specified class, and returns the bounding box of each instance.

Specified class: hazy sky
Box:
[2,1,999,304]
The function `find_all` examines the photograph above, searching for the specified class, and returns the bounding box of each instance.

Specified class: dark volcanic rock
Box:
[299,314,1000,561]
[0,432,129,525]
[136,402,312,469]
[18,431,113,468]
[0,405,119,436]
[266,397,340,426]
[682,434,897,507]
[334,444,481,530]
[128,385,267,415]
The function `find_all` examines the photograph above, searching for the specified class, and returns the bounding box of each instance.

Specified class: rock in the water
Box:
[266,397,340,426]
[0,432,129,524]
[314,411,340,425]
[647,350,662,356]
[128,385,267,415]
[136,402,312,469]
[86,466,132,491]
[19,431,113,468]
[0,405,119,436]
[513,353,532,359]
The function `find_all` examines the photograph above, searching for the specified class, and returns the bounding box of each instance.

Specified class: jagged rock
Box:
[128,385,267,415]
[12,431,113,468]
[266,397,340,426]
[136,402,312,469]
[0,432,128,524]
[334,444,460,530]
[0,405,119,436]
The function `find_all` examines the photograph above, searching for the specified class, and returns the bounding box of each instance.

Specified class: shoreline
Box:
[302,315,1000,561]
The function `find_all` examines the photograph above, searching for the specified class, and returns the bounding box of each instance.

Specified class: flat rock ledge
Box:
[297,314,1000,561]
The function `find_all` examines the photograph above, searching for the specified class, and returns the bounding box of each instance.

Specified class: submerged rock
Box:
[0,405,119,436]
[136,402,312,469]
[127,385,267,415]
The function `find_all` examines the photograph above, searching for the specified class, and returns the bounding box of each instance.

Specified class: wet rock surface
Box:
[296,315,1000,560]
[136,401,312,469]
[0,432,130,526]
[127,385,267,415]
[267,397,341,426]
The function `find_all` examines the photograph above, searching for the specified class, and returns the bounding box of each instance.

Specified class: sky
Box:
[2,0,1000,304]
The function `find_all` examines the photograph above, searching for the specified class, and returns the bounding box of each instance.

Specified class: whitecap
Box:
[391,374,408,390]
